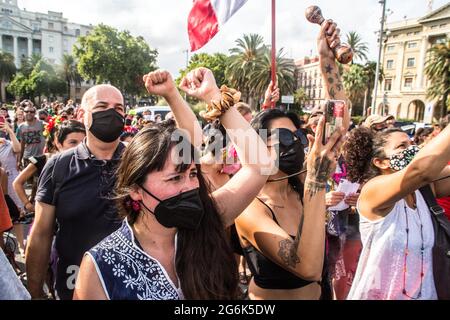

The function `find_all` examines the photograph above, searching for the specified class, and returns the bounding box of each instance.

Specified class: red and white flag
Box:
[188,0,248,52]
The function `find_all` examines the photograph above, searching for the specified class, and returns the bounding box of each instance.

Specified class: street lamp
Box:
[371,0,387,115]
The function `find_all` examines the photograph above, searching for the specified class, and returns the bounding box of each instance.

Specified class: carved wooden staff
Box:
[305,5,354,64]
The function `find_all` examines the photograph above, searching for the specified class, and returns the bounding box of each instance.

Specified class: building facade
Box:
[0,0,93,103]
[295,56,326,112]
[375,3,449,123]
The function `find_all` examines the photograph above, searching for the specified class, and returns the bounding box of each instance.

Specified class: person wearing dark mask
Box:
[234,20,350,300]
[344,125,450,300]
[73,68,272,300]
[26,85,126,300]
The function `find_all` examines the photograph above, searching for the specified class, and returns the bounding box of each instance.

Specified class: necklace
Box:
[402,200,425,300]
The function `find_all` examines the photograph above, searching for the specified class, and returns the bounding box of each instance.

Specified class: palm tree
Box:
[226,34,266,102]
[60,54,83,99]
[0,51,17,102]
[425,39,450,118]
[346,31,369,63]
[342,63,369,114]
[247,48,295,102]
[20,53,43,77]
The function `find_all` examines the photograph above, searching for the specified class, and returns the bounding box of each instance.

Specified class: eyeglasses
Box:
[24,111,36,114]
[268,128,308,147]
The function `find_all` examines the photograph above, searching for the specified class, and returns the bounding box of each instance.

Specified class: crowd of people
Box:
[1,20,449,301]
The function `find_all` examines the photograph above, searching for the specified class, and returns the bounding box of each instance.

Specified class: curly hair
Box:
[343,127,404,184]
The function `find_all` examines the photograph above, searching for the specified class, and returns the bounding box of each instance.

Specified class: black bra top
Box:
[242,198,316,290]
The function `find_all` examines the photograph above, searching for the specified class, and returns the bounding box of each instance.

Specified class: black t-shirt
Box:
[35,141,125,300]
[28,155,47,177]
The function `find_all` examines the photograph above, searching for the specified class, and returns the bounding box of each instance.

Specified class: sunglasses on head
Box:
[269,128,308,147]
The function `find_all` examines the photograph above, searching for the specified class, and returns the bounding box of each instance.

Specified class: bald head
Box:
[81,84,124,111]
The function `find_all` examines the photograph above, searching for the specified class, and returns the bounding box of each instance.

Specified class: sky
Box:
[19,0,449,77]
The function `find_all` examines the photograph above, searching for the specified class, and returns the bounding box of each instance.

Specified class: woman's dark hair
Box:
[115,120,238,300]
[46,120,86,153]
[414,127,434,145]
[203,119,228,157]
[251,109,304,197]
[343,127,405,184]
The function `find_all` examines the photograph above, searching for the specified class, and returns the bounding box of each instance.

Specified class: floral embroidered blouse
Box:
[87,220,183,300]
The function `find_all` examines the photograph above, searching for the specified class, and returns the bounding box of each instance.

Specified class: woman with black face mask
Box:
[73,68,273,300]
[234,109,346,300]
[234,20,350,300]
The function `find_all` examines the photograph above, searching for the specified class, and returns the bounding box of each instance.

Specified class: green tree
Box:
[294,87,308,105]
[346,31,369,63]
[177,53,229,87]
[60,54,83,100]
[0,51,16,102]
[424,39,450,118]
[247,48,295,102]
[226,33,266,101]
[7,57,66,102]
[342,63,369,115]
[74,24,158,97]
[19,53,43,77]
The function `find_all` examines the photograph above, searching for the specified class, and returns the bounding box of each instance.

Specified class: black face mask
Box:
[140,186,205,230]
[272,128,306,176]
[278,140,305,176]
[89,109,125,143]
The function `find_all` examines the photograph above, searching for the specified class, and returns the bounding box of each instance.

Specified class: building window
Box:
[48,22,54,29]
[385,79,392,91]
[64,26,68,32]
[49,47,54,53]
[404,78,413,88]
[407,58,415,67]
[408,42,417,49]
[387,60,394,69]
[414,31,420,35]
[387,45,395,51]
[75,88,81,94]
[76,29,81,36]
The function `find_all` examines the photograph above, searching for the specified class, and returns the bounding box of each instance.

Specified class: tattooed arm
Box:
[318,20,350,130]
[235,117,345,280]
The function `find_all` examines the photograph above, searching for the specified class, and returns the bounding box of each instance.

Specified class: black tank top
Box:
[242,198,317,290]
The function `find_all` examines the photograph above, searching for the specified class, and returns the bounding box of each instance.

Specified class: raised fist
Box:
[143,70,177,98]
[179,67,221,103]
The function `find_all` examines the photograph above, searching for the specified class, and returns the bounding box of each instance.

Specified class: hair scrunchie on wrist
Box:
[201,86,241,122]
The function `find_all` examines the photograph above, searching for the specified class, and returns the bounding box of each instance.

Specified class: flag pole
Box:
[271,0,276,109]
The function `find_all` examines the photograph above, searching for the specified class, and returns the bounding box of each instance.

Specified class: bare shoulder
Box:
[73,254,108,300]
[359,180,394,222]
[235,197,279,237]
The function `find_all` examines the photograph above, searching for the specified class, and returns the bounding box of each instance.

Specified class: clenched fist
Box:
[143,70,177,98]
[179,67,221,103]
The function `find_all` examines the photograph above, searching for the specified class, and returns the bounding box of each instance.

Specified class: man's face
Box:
[24,107,36,122]
[83,86,125,130]
[39,114,47,121]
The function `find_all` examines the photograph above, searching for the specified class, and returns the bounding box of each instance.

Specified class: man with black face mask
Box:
[27,85,126,300]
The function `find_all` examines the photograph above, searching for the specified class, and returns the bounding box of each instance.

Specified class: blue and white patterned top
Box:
[87,220,183,300]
